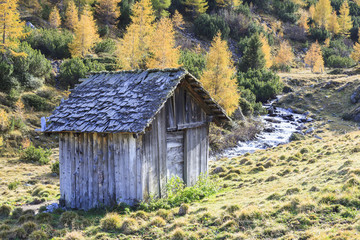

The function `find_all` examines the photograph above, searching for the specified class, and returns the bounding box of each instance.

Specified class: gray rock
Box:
[305,127,315,134]
[351,86,360,104]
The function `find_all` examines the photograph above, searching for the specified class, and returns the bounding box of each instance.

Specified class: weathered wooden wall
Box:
[59,132,142,210]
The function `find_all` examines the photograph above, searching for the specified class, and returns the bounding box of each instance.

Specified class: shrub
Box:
[0,61,17,93]
[35,213,52,224]
[19,144,52,165]
[100,213,122,231]
[28,230,48,240]
[0,205,11,218]
[60,211,79,227]
[194,14,230,40]
[237,69,283,102]
[94,39,116,55]
[179,50,206,79]
[11,208,23,219]
[22,221,37,234]
[59,58,105,89]
[121,218,138,234]
[289,133,305,141]
[156,209,173,220]
[308,27,330,42]
[12,42,52,90]
[22,94,51,112]
[65,231,86,240]
[132,210,149,220]
[8,181,20,190]
[325,55,355,68]
[0,109,9,132]
[171,228,186,240]
[273,0,299,23]
[18,213,35,223]
[25,28,73,59]
[218,9,249,40]
[10,227,27,239]
[150,216,166,227]
[51,161,59,175]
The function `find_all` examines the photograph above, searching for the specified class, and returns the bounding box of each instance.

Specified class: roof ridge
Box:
[88,67,187,75]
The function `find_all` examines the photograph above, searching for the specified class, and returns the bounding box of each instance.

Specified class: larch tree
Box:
[338,0,352,37]
[148,17,179,68]
[350,41,360,64]
[172,10,185,30]
[274,40,294,69]
[65,0,79,31]
[328,11,339,35]
[117,0,155,69]
[313,0,332,29]
[0,0,26,56]
[96,0,121,26]
[49,6,62,29]
[215,0,242,10]
[200,32,239,115]
[260,34,272,69]
[298,12,309,31]
[68,7,99,58]
[183,0,208,17]
[304,41,324,73]
[309,4,315,20]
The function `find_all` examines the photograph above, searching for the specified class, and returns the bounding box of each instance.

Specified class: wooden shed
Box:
[44,68,230,210]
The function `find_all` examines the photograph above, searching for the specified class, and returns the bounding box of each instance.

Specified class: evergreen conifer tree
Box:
[239,33,266,72]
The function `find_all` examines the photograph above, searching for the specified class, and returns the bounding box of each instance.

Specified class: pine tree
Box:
[69,7,99,57]
[152,0,171,17]
[274,40,294,69]
[304,41,324,73]
[0,0,26,55]
[215,0,241,10]
[338,0,352,37]
[96,0,121,26]
[201,32,239,115]
[183,0,208,17]
[239,33,266,72]
[260,34,272,69]
[65,0,79,31]
[148,17,179,68]
[172,10,185,30]
[350,41,360,64]
[49,6,62,29]
[117,0,155,69]
[328,11,339,35]
[313,0,332,29]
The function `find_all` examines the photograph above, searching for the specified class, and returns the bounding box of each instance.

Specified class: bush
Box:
[308,27,330,42]
[64,231,85,240]
[100,213,122,231]
[22,94,51,112]
[149,216,166,227]
[273,0,299,23]
[19,144,52,165]
[179,50,206,79]
[51,161,59,175]
[12,42,52,90]
[94,39,116,54]
[60,211,79,227]
[22,221,37,234]
[29,230,48,240]
[194,14,230,40]
[219,9,250,40]
[0,205,11,218]
[326,55,355,68]
[0,61,17,93]
[121,218,138,234]
[59,58,106,89]
[237,69,283,102]
[8,181,20,190]
[25,28,73,59]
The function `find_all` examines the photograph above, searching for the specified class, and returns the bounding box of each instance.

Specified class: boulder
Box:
[350,86,360,104]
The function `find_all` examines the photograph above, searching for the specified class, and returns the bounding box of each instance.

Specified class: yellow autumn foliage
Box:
[0,0,26,54]
[304,41,324,73]
[69,7,99,58]
[65,0,79,31]
[49,6,61,29]
[148,17,179,69]
[274,41,294,69]
[328,11,339,35]
[260,34,272,69]
[338,0,352,37]
[201,32,239,115]
[350,42,360,64]
[0,109,9,131]
[117,0,155,69]
[313,0,332,29]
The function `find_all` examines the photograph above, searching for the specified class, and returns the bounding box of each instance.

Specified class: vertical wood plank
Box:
[108,134,115,205]
[92,132,99,208]
[59,134,65,204]
[114,133,121,204]
[136,136,143,200]
[129,135,136,202]
[70,133,76,208]
[88,133,93,209]
[82,133,89,210]
[98,134,104,206]
[74,133,80,209]
[122,135,129,203]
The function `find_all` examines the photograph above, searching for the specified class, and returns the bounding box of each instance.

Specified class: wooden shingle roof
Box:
[44,68,230,133]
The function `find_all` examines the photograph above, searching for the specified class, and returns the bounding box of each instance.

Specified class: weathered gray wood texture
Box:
[59,132,141,209]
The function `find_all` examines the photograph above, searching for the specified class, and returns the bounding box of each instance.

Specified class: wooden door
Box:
[166,131,184,180]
